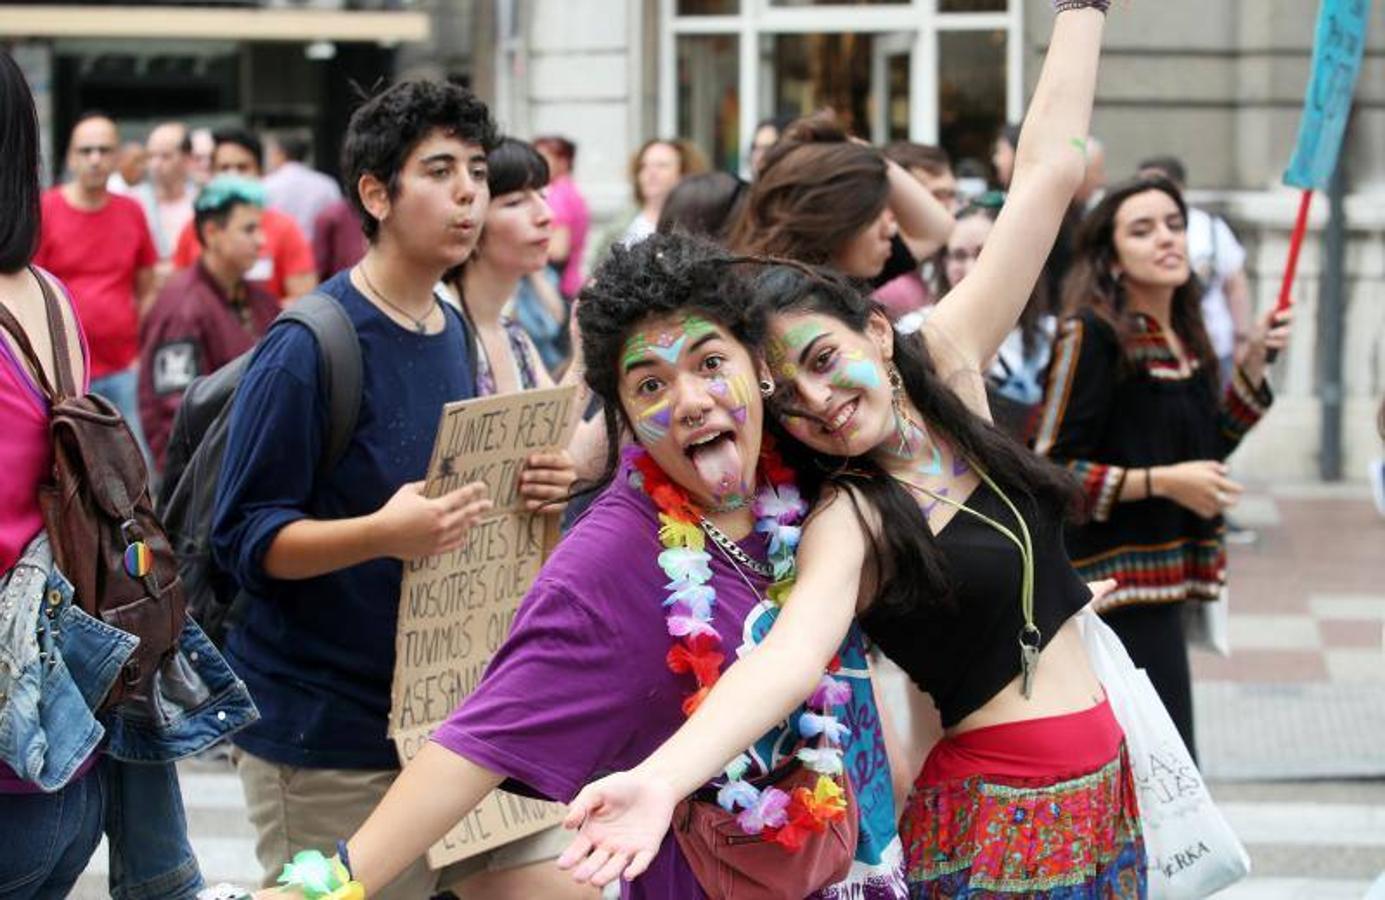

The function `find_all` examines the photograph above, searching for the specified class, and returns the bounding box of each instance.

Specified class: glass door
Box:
[870,31,912,144]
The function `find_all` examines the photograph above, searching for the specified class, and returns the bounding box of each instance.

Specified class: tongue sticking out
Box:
[689,435,747,503]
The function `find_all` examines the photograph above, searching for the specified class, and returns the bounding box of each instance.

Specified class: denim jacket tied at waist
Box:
[0,531,258,789]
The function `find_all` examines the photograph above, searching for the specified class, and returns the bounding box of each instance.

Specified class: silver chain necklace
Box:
[699,517,773,578]
[359,264,437,334]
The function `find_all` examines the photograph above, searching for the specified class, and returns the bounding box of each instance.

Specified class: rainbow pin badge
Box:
[123,542,153,579]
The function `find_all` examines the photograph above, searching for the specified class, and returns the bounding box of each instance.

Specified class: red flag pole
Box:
[1276,188,1314,312]
[1266,188,1313,364]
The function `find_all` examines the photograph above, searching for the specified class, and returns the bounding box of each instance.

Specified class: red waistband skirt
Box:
[899,699,1146,899]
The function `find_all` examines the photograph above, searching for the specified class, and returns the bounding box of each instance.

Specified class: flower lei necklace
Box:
[630,438,851,851]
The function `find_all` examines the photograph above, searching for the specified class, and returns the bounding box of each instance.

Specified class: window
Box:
[938,29,1007,171]
[662,0,1022,171]
[678,34,741,171]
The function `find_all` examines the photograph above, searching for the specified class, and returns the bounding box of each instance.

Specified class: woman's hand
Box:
[1155,461,1242,519]
[1238,306,1294,383]
[556,769,680,888]
[520,450,577,511]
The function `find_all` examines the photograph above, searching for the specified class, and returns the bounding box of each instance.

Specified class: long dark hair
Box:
[0,50,41,274]
[728,113,889,266]
[1062,175,1217,386]
[745,266,1079,614]
[574,232,759,497]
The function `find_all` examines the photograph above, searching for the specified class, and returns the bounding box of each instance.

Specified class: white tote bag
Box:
[1077,608,1250,900]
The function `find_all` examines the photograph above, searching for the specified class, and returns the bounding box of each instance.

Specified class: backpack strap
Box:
[0,268,75,401]
[31,268,78,399]
[276,292,362,471]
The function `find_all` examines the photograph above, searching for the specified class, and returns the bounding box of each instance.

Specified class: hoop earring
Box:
[758,379,774,397]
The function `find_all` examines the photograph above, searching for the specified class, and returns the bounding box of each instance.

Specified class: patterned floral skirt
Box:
[899,701,1146,899]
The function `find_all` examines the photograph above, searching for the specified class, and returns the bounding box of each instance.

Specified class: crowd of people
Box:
[0,0,1314,897]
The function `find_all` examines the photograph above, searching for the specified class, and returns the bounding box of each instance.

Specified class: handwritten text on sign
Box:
[390,386,578,867]
[1284,0,1373,189]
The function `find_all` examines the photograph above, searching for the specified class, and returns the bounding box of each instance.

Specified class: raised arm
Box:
[557,491,868,886]
[886,157,955,260]
[928,5,1106,368]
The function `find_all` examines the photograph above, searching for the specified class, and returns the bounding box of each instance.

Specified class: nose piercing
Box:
[682,412,705,428]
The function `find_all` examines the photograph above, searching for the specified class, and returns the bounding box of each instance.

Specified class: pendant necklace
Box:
[360,264,435,334]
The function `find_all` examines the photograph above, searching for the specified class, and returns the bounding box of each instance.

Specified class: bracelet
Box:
[1054,0,1110,12]
[1144,468,1154,500]
[336,840,353,880]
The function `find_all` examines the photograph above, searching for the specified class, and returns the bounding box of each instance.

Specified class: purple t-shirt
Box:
[432,453,905,899]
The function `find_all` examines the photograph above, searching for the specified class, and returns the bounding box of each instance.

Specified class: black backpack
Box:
[156,293,362,646]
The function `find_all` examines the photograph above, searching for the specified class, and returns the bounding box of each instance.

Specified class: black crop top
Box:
[859,480,1091,728]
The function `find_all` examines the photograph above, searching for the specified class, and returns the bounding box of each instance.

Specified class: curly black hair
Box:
[575,232,758,495]
[341,80,499,242]
[745,265,1080,615]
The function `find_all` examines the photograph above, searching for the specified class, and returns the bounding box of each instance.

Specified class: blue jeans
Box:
[0,762,106,900]
[90,366,151,467]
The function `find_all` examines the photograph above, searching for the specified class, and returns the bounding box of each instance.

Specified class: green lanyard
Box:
[909,465,1042,699]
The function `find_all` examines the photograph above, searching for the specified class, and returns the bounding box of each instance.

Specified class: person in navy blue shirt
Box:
[211,81,578,900]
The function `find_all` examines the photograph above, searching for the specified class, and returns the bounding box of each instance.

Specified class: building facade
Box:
[498,0,1385,483]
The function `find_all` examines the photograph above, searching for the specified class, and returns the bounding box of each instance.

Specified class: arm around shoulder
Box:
[636,488,870,799]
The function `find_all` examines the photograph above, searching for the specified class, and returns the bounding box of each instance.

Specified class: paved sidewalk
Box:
[1192,485,1385,782]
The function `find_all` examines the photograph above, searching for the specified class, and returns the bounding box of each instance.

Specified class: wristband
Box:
[1145,468,1154,499]
[1054,0,1110,12]
[336,840,353,880]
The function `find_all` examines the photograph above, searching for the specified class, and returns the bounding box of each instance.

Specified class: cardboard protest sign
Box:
[1285,0,1373,190]
[390,385,578,867]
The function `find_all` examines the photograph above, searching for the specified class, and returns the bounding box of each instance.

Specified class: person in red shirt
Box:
[34,110,158,455]
[139,176,279,469]
[171,128,317,303]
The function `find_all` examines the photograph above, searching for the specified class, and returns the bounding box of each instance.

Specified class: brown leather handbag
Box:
[672,762,859,900]
[0,268,185,711]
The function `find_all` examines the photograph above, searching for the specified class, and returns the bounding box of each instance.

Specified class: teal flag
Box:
[1285,0,1373,189]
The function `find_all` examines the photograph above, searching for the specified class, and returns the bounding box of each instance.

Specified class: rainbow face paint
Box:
[708,372,754,424]
[622,314,717,372]
[765,322,825,383]
[633,396,674,444]
[828,348,883,391]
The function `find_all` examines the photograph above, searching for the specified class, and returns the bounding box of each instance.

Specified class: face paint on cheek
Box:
[632,396,674,444]
[719,373,753,424]
[830,349,883,391]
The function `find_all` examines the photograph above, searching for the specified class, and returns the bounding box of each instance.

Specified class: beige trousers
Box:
[233,748,572,899]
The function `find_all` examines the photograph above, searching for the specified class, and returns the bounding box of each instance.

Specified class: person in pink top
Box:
[0,49,105,894]
[34,110,157,456]
[534,135,590,299]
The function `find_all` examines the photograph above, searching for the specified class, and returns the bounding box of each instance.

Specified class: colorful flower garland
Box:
[630,438,851,851]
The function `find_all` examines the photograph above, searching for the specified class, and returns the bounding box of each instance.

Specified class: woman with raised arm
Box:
[256,233,908,900]
[557,5,1145,897]
[1033,175,1292,759]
